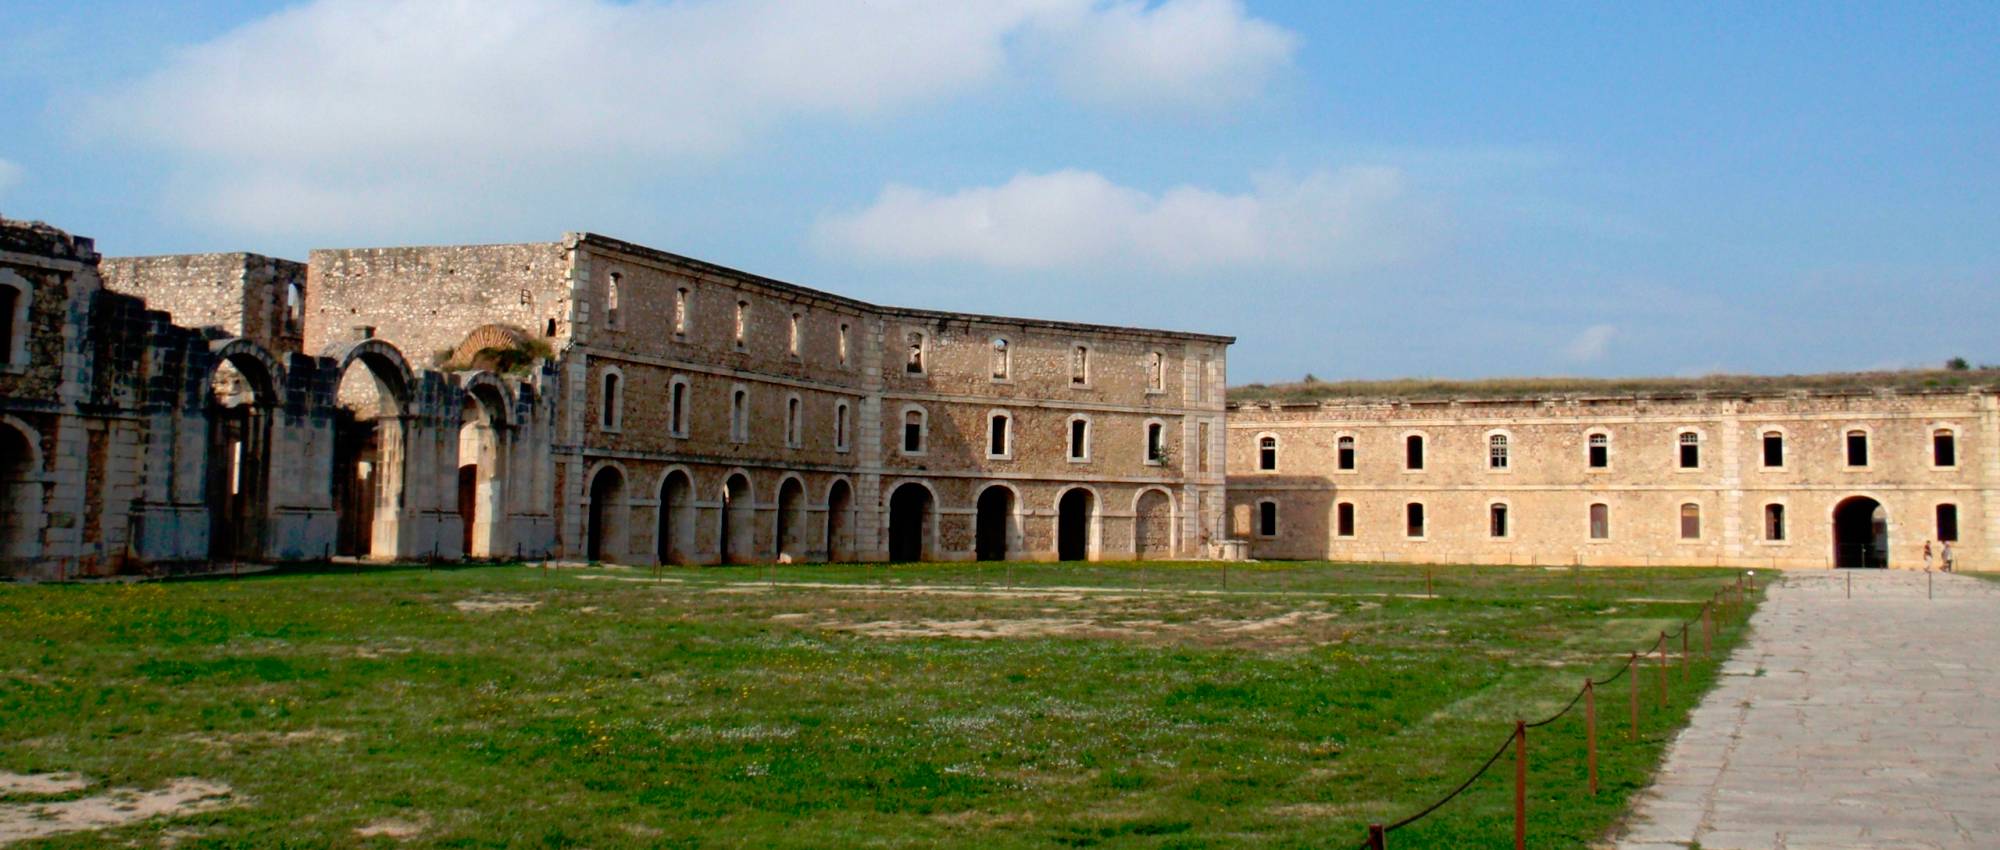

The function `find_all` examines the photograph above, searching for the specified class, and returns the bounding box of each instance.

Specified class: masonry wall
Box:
[1227,391,2000,570]
[305,242,572,363]
[101,253,306,355]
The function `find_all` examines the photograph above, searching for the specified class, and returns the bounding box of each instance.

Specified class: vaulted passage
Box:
[206,356,276,561]
[888,484,932,562]
[1134,489,1174,559]
[0,422,39,564]
[975,486,1012,561]
[457,386,510,558]
[1058,488,1094,562]
[585,466,626,562]
[775,477,805,559]
[1834,496,1888,569]
[825,480,854,562]
[720,474,754,564]
[333,351,409,559]
[657,470,693,565]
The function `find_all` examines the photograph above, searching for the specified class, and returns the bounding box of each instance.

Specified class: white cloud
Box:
[815,167,1421,273]
[0,158,20,196]
[1565,324,1617,363]
[82,0,1296,235]
[1037,0,1297,110]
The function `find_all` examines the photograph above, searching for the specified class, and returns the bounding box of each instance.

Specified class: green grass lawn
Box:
[0,561,1762,848]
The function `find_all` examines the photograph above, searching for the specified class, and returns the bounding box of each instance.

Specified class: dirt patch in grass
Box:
[0,771,88,795]
[354,813,430,840]
[0,777,236,844]
[452,595,541,613]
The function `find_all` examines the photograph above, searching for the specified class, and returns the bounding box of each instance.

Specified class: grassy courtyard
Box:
[0,562,1759,848]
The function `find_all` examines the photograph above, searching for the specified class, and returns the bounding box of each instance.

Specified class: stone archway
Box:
[586,465,626,562]
[457,378,512,559]
[331,341,413,559]
[657,469,694,565]
[888,483,933,562]
[204,343,282,562]
[775,477,806,560]
[0,419,42,565]
[825,479,854,562]
[720,473,754,564]
[1058,488,1095,562]
[1834,496,1887,569]
[975,485,1013,562]
[1134,488,1175,560]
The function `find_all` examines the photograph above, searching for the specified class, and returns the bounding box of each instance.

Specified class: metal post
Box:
[1367,824,1386,850]
[1585,679,1598,795]
[1656,634,1668,708]
[1513,720,1527,850]
[1628,652,1639,740]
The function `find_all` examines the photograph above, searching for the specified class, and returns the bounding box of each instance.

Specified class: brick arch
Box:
[323,338,414,414]
[205,338,285,406]
[459,371,516,428]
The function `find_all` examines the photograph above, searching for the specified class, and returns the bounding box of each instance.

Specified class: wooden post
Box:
[1703,606,1712,658]
[1628,652,1639,741]
[1656,633,1668,708]
[1513,720,1527,850]
[1681,626,1690,681]
[1367,824,1386,850]
[1426,567,1433,599]
[1585,679,1598,795]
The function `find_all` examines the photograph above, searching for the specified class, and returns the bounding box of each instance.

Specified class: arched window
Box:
[1934,429,1958,467]
[1257,501,1278,537]
[1588,432,1609,468]
[1680,503,1701,540]
[1489,503,1509,538]
[902,406,927,455]
[987,411,1012,458]
[1488,434,1509,470]
[1258,435,1278,471]
[668,376,689,437]
[784,394,802,448]
[599,370,622,431]
[991,338,1009,380]
[834,401,851,452]
[1405,434,1425,471]
[1678,432,1700,469]
[1762,431,1785,467]
[1336,502,1355,537]
[1068,415,1091,461]
[1589,503,1610,539]
[730,386,749,443]
[1146,421,1166,463]
[1405,503,1426,538]
[1845,429,1870,467]
[838,322,850,365]
[1938,504,1960,542]
[1337,435,1356,470]
[673,287,689,336]
[284,281,304,332]
[1765,504,1786,541]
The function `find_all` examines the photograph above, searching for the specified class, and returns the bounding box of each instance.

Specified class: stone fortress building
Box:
[2,212,1992,577]
[0,215,1230,578]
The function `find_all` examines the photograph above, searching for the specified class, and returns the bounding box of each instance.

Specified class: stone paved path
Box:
[1615,570,2000,850]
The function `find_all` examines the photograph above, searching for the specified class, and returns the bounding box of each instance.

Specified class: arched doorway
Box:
[975,485,1013,561]
[1134,489,1175,560]
[1058,488,1095,562]
[888,483,933,562]
[457,383,510,558]
[720,474,753,564]
[0,420,41,564]
[585,465,626,562]
[205,351,278,561]
[657,470,693,565]
[332,345,411,559]
[1833,496,1888,569]
[775,477,806,559]
[825,479,854,562]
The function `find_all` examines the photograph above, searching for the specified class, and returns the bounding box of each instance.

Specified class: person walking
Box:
[1924,541,1935,571]
[1941,540,1954,573]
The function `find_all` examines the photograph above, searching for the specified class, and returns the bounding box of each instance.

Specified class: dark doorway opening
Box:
[975,486,1012,561]
[586,466,625,562]
[1833,496,1887,569]
[775,478,805,559]
[888,483,932,562]
[1058,488,1093,561]
[720,474,753,564]
[825,480,853,562]
[658,470,692,565]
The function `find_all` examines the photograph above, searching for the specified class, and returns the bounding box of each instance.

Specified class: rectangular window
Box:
[1488,435,1509,469]
[1197,422,1210,472]
[1147,423,1164,462]
[669,381,687,436]
[1588,434,1608,468]
[838,323,849,365]
[1680,503,1701,540]
[1762,433,1784,467]
[835,402,849,452]
[1405,503,1425,538]
[1197,356,1210,402]
[1258,436,1277,471]
[673,287,688,335]
[1336,503,1355,537]
[903,412,923,454]
[1846,431,1869,467]
[1489,504,1508,538]
[1935,431,1957,467]
[788,312,802,357]
[1765,504,1786,541]
[1679,433,1700,468]
[1406,435,1425,470]
[1071,345,1089,385]
[730,389,748,442]
[1258,502,1277,537]
[1938,504,1959,542]
[1589,503,1609,540]
[1337,436,1355,470]
[989,415,1009,457]
[785,397,801,447]
[905,332,925,373]
[1147,351,1164,392]
[1069,419,1088,460]
[991,338,1009,380]
[734,300,749,349]
[605,272,621,330]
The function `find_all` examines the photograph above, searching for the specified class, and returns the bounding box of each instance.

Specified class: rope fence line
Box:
[1358,572,1762,850]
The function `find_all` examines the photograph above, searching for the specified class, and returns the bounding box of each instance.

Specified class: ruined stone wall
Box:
[100,253,306,355]
[1227,391,1999,570]
[305,242,572,365]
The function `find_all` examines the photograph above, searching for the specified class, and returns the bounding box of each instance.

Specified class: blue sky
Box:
[1,0,1994,383]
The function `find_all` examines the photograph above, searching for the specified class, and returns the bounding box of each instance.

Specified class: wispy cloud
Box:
[81,0,1297,236]
[1564,323,1617,362]
[816,167,1428,273]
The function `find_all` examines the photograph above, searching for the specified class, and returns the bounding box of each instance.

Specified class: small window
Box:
[1337,435,1355,470]
[1147,351,1164,392]
[788,312,802,357]
[734,300,749,349]
[1678,432,1700,469]
[1146,422,1166,463]
[1762,431,1784,467]
[1405,435,1425,470]
[730,387,749,443]
[1938,504,1960,542]
[1680,503,1701,540]
[1765,504,1786,541]
[1258,435,1278,471]
[668,377,689,437]
[1258,501,1278,537]
[605,272,621,329]
[903,408,926,454]
[906,332,925,374]
[1071,345,1089,385]
[834,401,851,452]
[785,395,802,448]
[1588,433,1609,468]
[1846,430,1869,467]
[1405,503,1425,538]
[1069,417,1090,461]
[1488,434,1509,469]
[988,413,1011,458]
[1589,503,1609,540]
[545,318,558,337]
[838,322,850,365]
[991,338,1010,380]
[1489,503,1509,538]
[0,284,18,365]
[1934,430,1957,467]
[600,372,621,431]
[1336,502,1355,537]
[673,287,689,336]
[284,282,304,332]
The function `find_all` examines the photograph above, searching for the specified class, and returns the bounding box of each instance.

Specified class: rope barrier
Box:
[1381,727,1518,834]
